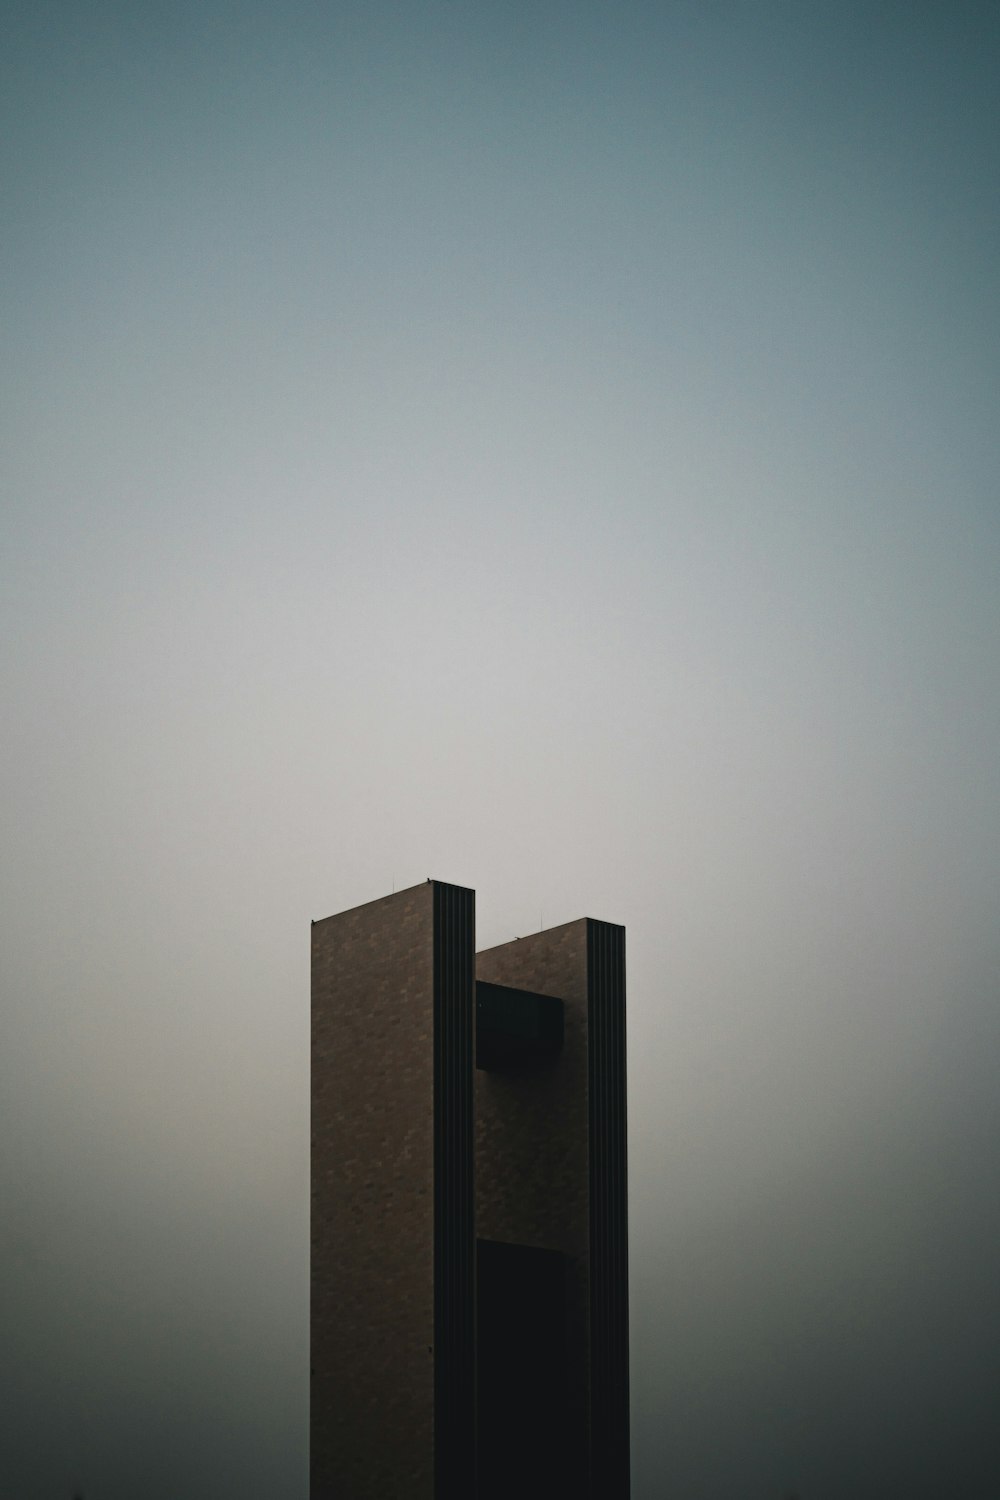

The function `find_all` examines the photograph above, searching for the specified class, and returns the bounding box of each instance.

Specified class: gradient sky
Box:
[2,2,998,1495]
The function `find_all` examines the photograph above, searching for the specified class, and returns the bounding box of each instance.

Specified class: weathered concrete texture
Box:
[475,920,590,1256]
[311,884,436,1500]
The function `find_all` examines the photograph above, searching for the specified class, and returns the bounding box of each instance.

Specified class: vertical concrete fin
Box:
[432,881,477,1498]
[587,918,630,1496]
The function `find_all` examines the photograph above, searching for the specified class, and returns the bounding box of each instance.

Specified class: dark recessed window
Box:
[476,982,564,1071]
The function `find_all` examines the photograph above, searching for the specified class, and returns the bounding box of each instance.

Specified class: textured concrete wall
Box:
[311,884,436,1500]
[474,920,592,1489]
[474,920,590,1256]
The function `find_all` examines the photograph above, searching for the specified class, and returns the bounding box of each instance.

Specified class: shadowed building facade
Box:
[310,880,629,1498]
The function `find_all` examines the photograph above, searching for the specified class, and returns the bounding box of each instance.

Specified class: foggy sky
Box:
[2,2,998,1496]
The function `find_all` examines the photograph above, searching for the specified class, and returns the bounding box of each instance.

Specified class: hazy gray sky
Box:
[2,2,998,1495]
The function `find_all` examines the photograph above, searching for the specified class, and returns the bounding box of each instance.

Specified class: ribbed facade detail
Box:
[432,882,477,1499]
[587,918,630,1497]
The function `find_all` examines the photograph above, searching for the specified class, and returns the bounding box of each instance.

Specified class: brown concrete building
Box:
[311,880,629,1499]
